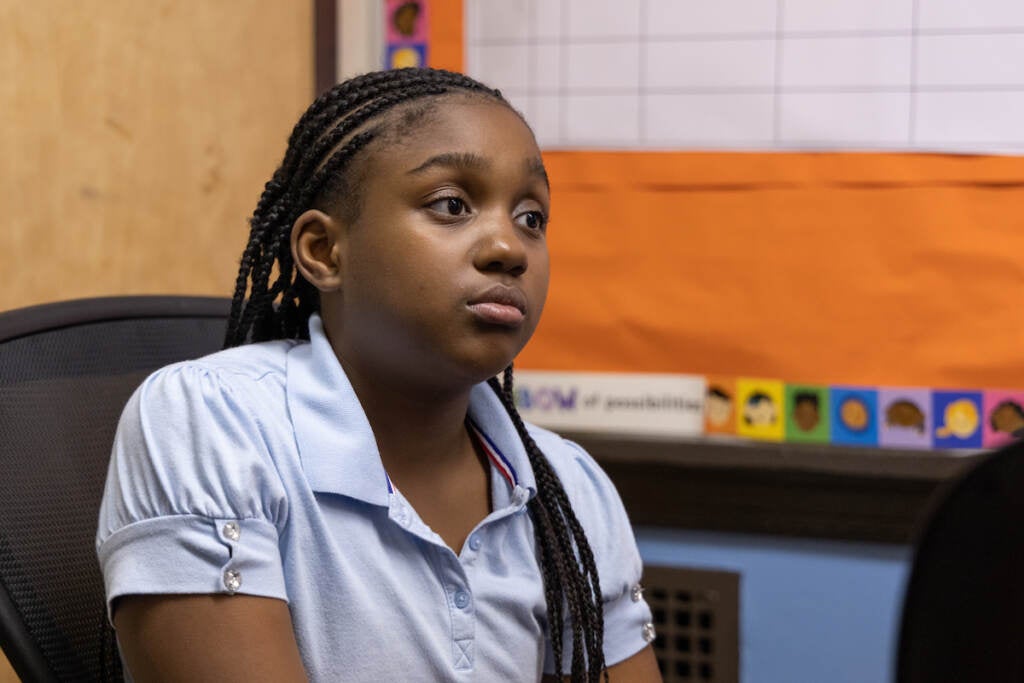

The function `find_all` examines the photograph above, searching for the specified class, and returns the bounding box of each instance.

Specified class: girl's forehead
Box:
[384,97,537,158]
[403,94,532,140]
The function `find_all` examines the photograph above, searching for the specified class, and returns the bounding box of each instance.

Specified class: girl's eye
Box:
[428,196,469,217]
[517,210,548,232]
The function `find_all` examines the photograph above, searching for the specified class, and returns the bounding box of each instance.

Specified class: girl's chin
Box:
[455,352,523,386]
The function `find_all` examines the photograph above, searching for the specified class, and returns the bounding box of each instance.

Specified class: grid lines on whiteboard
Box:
[465,0,1024,152]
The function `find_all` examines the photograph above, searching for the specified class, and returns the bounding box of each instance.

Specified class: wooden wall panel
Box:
[0,2,313,679]
[0,2,314,313]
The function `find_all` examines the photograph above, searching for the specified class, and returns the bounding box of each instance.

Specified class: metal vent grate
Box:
[644,565,740,682]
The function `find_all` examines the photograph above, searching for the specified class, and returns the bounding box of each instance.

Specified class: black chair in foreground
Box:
[896,437,1024,683]
[0,296,229,682]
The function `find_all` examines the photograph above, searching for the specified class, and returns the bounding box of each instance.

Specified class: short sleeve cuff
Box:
[98,514,287,622]
[602,584,656,667]
[544,584,655,674]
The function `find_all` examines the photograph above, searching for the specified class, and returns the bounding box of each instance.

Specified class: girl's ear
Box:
[291,209,345,292]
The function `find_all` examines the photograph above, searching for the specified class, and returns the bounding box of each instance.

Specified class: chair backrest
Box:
[0,296,229,682]
[896,438,1024,683]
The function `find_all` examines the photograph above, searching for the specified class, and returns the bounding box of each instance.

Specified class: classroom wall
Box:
[0,4,967,682]
[637,527,912,683]
[0,4,314,679]
[0,2,314,314]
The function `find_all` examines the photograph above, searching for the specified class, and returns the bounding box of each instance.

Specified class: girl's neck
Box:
[344,366,494,551]
[337,352,478,473]
[362,383,473,470]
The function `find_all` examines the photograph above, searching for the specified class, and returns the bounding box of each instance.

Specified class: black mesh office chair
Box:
[0,296,229,682]
[896,438,1024,683]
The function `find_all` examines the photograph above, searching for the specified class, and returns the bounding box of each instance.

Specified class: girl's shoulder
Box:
[524,422,628,519]
[126,338,305,430]
[524,422,602,474]
[522,421,646,612]
[172,338,302,380]
[138,338,301,395]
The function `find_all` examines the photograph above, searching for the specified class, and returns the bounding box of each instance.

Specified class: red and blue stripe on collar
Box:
[384,420,519,494]
[467,419,519,489]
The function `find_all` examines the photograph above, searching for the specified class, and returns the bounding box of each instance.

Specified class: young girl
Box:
[97,67,660,683]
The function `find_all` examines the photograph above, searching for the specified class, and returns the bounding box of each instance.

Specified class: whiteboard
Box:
[466,0,1024,152]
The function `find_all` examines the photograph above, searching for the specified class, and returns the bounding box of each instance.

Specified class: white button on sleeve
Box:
[224,569,242,594]
[222,521,241,541]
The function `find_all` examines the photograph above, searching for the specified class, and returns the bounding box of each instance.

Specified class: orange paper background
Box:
[428,0,463,74]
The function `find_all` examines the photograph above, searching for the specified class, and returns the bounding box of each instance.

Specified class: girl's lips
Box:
[467,285,528,327]
[467,302,525,327]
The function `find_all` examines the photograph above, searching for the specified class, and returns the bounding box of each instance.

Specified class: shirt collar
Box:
[286,315,389,506]
[467,383,537,499]
[286,314,537,506]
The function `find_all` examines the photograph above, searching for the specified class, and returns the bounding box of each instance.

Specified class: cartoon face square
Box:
[704,377,736,436]
[830,387,879,446]
[933,391,984,449]
[386,0,429,43]
[386,43,428,70]
[983,390,1024,449]
[784,384,829,443]
[736,378,784,441]
[878,388,932,449]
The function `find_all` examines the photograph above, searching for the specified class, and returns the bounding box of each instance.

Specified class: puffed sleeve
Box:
[96,363,290,620]
[535,432,654,673]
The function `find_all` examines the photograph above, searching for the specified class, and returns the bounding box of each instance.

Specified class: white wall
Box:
[338,0,383,79]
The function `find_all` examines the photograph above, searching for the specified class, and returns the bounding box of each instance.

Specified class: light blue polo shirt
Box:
[97,315,653,682]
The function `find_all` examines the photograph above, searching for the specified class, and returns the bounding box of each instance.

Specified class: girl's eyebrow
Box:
[407,152,488,175]
[526,157,550,189]
[406,152,550,188]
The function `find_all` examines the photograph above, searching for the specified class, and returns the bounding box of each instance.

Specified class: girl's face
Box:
[325,98,551,391]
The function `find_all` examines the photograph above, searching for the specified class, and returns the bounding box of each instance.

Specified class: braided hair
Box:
[224,68,607,681]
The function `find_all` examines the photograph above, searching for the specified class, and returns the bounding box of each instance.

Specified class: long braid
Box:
[225,68,608,680]
[489,369,608,682]
[507,370,608,675]
[499,366,602,675]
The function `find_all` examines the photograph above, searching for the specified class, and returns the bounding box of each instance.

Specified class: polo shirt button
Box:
[223,569,242,594]
[641,622,656,643]
[454,590,470,609]
[468,534,482,551]
[222,521,240,541]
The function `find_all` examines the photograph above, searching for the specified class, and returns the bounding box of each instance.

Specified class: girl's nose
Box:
[474,214,527,276]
